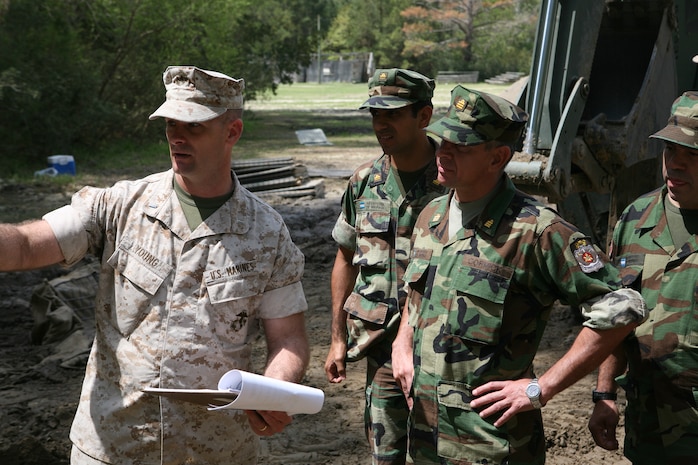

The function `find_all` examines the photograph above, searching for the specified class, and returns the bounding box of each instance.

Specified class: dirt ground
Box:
[0,145,631,465]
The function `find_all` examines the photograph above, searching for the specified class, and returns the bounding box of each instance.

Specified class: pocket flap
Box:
[356,210,391,234]
[107,241,171,295]
[206,277,260,304]
[437,380,474,410]
[344,292,389,324]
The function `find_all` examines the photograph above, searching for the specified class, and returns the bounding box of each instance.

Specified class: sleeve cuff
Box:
[42,205,89,266]
[259,281,308,319]
[581,288,648,330]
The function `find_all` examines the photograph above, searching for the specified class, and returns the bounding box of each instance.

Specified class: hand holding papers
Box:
[143,369,324,415]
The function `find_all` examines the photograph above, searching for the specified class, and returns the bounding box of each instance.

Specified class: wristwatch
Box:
[525,378,542,409]
[592,389,617,403]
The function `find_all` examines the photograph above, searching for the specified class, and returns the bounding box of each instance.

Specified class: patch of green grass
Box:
[253,83,368,110]
[250,81,507,111]
[239,109,375,159]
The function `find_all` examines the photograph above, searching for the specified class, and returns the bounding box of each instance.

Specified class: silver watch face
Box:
[526,383,540,397]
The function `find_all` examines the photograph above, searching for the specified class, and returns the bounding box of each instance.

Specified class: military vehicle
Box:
[504,0,698,247]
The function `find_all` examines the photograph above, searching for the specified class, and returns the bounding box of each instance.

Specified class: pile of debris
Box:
[232,157,326,198]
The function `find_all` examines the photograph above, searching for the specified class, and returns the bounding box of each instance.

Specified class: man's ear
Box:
[227,118,244,145]
[418,105,434,129]
[490,144,511,171]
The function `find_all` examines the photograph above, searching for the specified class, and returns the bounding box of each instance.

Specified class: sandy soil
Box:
[0,146,631,465]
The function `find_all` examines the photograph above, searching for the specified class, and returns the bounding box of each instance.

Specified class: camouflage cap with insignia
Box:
[359,68,435,110]
[149,66,244,123]
[650,90,698,150]
[425,85,528,146]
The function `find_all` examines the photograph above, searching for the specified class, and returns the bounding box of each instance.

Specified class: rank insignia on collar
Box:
[570,237,604,273]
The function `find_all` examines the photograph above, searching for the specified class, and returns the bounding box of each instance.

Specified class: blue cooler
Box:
[47,155,76,175]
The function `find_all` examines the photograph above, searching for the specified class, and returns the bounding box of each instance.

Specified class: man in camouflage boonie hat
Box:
[425,84,528,147]
[0,65,310,465]
[326,68,447,465]
[391,85,647,464]
[359,68,435,109]
[589,91,698,464]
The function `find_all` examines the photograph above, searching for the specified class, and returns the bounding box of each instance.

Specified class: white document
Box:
[143,369,324,415]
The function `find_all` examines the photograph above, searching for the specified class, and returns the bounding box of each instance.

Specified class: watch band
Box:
[592,390,618,403]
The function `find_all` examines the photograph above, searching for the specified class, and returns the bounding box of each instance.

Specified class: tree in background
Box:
[322,0,539,80]
[324,0,411,69]
[0,0,103,167]
[401,0,479,74]
[469,0,539,78]
[0,0,322,170]
[401,0,539,77]
[0,0,539,172]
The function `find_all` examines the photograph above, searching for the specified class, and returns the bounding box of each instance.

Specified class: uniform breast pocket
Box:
[205,276,262,334]
[107,241,172,336]
[354,206,391,269]
[447,257,513,346]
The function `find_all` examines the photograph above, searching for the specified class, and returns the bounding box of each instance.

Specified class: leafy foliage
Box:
[0,0,321,169]
[400,0,539,77]
[469,2,539,78]
[323,0,413,68]
[0,0,539,174]
[322,0,539,80]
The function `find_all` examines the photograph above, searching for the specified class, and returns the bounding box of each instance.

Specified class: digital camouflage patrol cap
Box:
[650,90,698,150]
[359,68,435,110]
[425,85,528,146]
[149,66,244,123]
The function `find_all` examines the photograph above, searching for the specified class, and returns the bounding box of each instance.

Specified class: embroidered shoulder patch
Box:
[570,237,604,273]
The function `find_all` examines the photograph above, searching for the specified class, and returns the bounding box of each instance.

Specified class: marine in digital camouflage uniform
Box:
[0,66,309,465]
[589,91,698,465]
[391,86,648,465]
[324,68,448,465]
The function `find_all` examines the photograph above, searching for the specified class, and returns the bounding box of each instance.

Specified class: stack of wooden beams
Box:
[232,157,326,198]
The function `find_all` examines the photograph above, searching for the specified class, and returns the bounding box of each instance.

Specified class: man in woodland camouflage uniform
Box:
[589,91,698,465]
[0,66,309,464]
[324,68,447,464]
[391,86,648,465]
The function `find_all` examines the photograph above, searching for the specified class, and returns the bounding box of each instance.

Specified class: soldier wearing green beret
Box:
[324,68,448,465]
[391,85,648,464]
[589,91,698,465]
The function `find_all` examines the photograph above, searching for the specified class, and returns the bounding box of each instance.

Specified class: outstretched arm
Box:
[246,311,310,436]
[0,221,64,271]
[471,324,634,427]
[323,246,358,383]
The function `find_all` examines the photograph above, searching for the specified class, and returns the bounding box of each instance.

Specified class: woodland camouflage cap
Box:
[359,68,435,109]
[426,85,528,146]
[650,91,698,149]
[149,66,244,123]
